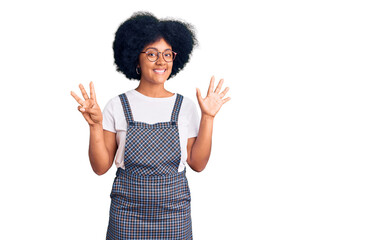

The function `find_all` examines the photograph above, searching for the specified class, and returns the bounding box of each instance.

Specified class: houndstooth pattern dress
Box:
[106,93,192,239]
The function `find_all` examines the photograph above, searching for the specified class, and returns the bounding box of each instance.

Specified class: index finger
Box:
[89,81,97,103]
[70,91,84,106]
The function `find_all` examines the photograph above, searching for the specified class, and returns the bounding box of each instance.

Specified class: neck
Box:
[135,80,173,98]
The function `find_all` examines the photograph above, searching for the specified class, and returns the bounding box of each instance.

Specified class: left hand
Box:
[196,76,231,118]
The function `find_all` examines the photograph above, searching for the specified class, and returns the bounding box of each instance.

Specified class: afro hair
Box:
[113,12,197,80]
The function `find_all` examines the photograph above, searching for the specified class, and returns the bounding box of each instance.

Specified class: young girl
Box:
[71,12,230,239]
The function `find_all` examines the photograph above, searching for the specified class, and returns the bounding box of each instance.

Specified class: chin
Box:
[148,74,171,84]
[143,77,167,85]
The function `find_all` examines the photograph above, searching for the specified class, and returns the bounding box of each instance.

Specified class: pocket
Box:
[109,176,119,198]
[183,177,191,202]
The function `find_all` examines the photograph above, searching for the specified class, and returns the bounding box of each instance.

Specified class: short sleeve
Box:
[102,98,116,133]
[187,100,199,138]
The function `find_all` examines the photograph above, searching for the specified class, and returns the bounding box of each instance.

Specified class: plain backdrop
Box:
[1,0,376,239]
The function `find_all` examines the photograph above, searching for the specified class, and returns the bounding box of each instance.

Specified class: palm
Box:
[196,76,230,118]
[81,98,102,124]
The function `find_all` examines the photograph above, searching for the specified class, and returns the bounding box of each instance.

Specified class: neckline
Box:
[131,89,176,102]
[119,92,183,127]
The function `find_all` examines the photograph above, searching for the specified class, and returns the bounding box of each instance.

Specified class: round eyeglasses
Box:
[140,48,177,62]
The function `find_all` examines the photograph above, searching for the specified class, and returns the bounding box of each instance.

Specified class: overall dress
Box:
[106,93,192,239]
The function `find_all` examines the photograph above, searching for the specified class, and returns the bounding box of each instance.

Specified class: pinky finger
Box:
[222,97,231,104]
[219,87,230,98]
[77,105,85,112]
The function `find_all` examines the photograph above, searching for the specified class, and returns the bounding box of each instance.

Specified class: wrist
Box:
[201,113,214,121]
[89,122,103,130]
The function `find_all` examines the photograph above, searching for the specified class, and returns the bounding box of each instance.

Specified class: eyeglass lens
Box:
[145,49,174,62]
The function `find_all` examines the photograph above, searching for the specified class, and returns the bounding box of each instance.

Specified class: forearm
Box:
[189,115,214,172]
[88,123,111,175]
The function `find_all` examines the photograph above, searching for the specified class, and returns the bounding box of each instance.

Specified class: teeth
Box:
[154,69,165,73]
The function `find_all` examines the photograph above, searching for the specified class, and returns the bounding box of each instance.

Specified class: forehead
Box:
[143,38,172,51]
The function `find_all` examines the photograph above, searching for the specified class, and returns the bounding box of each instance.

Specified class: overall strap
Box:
[170,94,184,125]
[119,93,134,125]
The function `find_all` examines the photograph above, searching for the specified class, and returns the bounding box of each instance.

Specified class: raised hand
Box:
[196,76,230,118]
[71,81,103,126]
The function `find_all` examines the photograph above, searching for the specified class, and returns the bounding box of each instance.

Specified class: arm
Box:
[187,115,213,172]
[71,82,117,175]
[187,76,230,172]
[88,126,117,175]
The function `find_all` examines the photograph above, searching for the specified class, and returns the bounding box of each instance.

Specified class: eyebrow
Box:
[144,47,172,51]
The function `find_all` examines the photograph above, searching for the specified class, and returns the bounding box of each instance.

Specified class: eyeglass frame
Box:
[140,47,177,62]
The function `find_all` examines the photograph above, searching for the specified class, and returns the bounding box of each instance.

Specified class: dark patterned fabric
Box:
[106,93,192,239]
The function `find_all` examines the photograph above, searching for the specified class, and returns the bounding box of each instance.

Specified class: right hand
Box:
[71,81,103,126]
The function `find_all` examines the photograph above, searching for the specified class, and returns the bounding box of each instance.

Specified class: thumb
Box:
[196,88,203,105]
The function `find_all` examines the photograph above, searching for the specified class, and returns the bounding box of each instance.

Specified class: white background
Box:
[1,0,375,239]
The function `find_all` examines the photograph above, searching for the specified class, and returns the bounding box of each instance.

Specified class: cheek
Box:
[139,61,152,71]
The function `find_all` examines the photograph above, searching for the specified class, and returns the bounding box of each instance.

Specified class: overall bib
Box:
[106,93,192,239]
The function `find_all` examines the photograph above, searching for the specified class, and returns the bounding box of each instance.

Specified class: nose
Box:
[155,53,167,65]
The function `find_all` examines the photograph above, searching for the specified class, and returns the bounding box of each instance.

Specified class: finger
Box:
[219,87,230,98]
[90,81,97,103]
[82,105,96,114]
[214,79,224,94]
[80,110,94,125]
[77,105,85,112]
[77,106,95,125]
[77,99,94,110]
[207,76,215,96]
[77,104,94,112]
[196,88,204,105]
[71,91,85,106]
[222,97,231,104]
[79,84,90,100]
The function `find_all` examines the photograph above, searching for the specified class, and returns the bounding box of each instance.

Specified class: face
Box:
[138,38,173,85]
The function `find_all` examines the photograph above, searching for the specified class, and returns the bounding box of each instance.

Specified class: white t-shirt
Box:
[102,89,200,172]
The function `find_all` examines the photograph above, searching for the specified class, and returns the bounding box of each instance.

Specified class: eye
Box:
[164,50,173,57]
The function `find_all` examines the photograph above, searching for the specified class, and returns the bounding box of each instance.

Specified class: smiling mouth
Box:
[153,69,166,74]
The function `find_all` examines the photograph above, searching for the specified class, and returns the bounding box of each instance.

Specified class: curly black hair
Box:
[113,12,197,80]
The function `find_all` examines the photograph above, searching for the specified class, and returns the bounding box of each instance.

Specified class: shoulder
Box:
[104,94,122,109]
[180,94,196,110]
[179,93,194,105]
[106,90,135,105]
[178,94,199,118]
[103,92,133,115]
[177,94,200,132]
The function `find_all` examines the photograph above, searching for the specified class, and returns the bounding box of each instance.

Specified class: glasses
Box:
[140,48,177,62]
